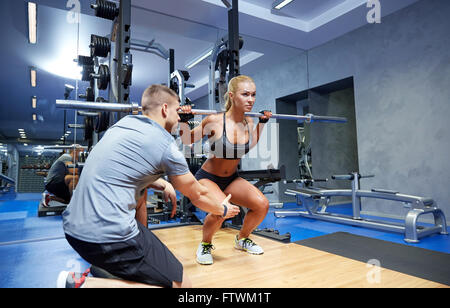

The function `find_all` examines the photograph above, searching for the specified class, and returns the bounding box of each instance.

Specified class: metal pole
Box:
[190,109,348,124]
[228,0,240,80]
[43,145,88,150]
[56,100,141,114]
[56,100,347,123]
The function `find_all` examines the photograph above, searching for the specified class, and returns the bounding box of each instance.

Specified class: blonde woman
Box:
[180,75,272,265]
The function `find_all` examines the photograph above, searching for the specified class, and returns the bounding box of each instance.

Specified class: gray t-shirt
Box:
[62,115,189,243]
[46,154,73,185]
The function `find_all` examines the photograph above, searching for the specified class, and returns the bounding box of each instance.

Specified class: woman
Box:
[180,75,272,265]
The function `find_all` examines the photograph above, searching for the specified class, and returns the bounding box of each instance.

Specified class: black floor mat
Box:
[295,232,450,286]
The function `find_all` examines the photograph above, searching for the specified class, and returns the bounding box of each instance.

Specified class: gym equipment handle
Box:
[332,174,375,181]
[284,178,328,184]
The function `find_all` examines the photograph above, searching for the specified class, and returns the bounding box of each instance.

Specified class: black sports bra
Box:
[209,113,252,160]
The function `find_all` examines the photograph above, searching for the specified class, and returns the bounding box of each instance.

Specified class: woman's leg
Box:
[199,178,228,243]
[224,177,269,239]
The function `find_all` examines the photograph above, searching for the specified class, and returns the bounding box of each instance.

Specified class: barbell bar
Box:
[56,100,347,124]
[43,144,88,150]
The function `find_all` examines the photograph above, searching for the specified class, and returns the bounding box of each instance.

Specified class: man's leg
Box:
[64,175,79,195]
[135,189,148,227]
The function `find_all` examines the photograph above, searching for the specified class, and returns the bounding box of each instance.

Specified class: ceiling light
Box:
[30,67,37,87]
[28,2,37,44]
[272,0,294,10]
[186,49,213,69]
[18,129,25,132]
[24,144,28,146]
[32,113,37,121]
[32,96,37,109]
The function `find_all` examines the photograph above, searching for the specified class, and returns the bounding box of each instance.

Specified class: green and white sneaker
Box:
[234,235,264,255]
[196,242,215,265]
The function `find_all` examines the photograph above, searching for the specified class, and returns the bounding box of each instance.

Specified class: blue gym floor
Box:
[1,192,449,288]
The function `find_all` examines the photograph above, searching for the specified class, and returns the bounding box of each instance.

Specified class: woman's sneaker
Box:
[234,235,264,255]
[196,242,215,265]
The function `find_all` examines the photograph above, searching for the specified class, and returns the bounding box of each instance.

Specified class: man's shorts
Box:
[45,180,71,204]
[65,221,183,288]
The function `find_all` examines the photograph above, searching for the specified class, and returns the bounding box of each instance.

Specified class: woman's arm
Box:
[179,114,219,145]
[249,111,272,149]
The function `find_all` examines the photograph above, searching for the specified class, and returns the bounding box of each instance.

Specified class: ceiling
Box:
[0,0,419,154]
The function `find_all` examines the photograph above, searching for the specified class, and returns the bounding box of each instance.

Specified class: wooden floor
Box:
[152,225,447,288]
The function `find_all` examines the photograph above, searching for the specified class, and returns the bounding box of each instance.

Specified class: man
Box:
[58,85,240,288]
[43,148,82,205]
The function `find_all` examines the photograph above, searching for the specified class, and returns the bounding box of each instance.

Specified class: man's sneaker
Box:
[56,268,90,288]
[42,192,50,207]
[234,235,264,255]
[196,242,215,265]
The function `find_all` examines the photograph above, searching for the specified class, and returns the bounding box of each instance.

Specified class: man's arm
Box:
[169,173,240,218]
[147,178,170,191]
[147,178,178,218]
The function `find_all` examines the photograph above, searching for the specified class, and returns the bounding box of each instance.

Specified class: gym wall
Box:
[192,0,450,221]
[306,0,450,221]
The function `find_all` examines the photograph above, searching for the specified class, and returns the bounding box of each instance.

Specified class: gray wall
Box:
[309,88,359,190]
[193,0,450,221]
[307,0,450,220]
[242,52,310,203]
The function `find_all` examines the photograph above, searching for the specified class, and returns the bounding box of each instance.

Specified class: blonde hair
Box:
[224,75,255,111]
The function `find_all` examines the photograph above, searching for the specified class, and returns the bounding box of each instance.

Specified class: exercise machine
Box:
[208,0,242,111]
[274,172,448,243]
[0,173,15,194]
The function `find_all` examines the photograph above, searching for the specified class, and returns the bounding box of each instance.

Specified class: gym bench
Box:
[275,172,448,243]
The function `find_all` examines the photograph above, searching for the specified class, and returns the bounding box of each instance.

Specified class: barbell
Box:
[56,100,348,124]
[43,144,88,150]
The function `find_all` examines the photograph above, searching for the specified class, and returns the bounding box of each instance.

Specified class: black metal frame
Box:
[115,0,132,120]
[227,0,240,81]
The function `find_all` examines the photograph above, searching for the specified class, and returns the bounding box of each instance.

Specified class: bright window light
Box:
[32,113,37,121]
[28,2,37,44]
[32,96,37,109]
[43,57,82,80]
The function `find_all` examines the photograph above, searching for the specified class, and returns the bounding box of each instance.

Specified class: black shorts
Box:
[45,180,71,203]
[195,168,238,191]
[65,222,183,288]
